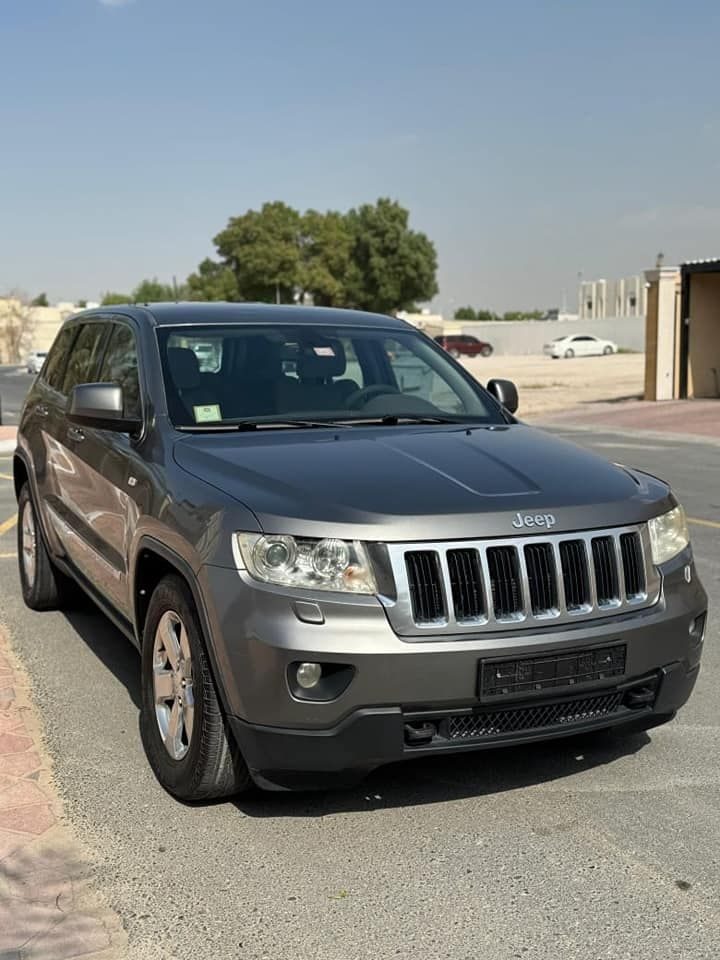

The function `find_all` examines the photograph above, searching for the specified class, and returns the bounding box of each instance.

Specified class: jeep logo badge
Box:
[512,512,557,530]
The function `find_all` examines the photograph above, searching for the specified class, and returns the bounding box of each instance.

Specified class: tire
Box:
[603,345,613,355]
[564,348,575,358]
[480,344,493,358]
[140,574,251,801]
[449,348,461,359]
[17,483,63,611]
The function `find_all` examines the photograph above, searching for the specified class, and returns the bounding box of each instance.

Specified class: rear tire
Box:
[564,348,575,358]
[480,344,493,357]
[450,348,461,359]
[17,484,63,611]
[140,574,251,801]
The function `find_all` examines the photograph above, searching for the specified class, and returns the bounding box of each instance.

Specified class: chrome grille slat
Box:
[387,524,660,637]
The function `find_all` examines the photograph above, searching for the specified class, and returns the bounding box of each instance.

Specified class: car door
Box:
[56,319,145,619]
[571,335,591,356]
[45,319,113,591]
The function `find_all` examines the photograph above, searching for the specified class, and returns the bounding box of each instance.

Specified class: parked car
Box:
[26,351,48,374]
[435,334,493,358]
[544,334,618,358]
[13,303,706,799]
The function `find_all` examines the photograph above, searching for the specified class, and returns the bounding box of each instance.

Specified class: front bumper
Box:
[199,553,707,789]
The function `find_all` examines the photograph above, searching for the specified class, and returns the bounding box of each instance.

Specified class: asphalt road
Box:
[0,419,718,958]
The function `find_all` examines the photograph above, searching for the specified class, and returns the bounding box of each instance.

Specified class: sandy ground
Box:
[461,352,645,418]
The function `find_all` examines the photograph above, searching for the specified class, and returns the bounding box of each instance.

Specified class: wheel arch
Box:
[132,538,233,717]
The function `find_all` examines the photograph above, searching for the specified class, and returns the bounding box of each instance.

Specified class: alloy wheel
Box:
[153,610,195,760]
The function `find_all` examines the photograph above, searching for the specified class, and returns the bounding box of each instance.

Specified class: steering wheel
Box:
[346,384,400,410]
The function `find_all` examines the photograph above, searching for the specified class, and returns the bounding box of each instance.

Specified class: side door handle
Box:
[36,404,49,418]
[67,426,86,443]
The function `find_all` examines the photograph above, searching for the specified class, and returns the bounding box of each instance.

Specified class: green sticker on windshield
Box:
[193,404,222,423]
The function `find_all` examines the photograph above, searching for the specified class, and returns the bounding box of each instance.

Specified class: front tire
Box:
[603,345,613,355]
[17,484,63,611]
[140,574,251,801]
[564,348,575,358]
[480,344,493,357]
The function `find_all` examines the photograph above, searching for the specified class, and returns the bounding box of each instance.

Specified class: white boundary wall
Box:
[456,316,645,356]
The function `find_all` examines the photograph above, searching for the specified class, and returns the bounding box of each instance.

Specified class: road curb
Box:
[536,421,720,448]
[0,624,127,958]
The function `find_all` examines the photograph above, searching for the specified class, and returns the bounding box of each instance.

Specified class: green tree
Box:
[31,293,49,307]
[454,306,476,321]
[500,309,544,322]
[76,299,87,309]
[214,201,302,303]
[475,309,499,323]
[132,277,182,303]
[186,258,240,301]
[344,199,438,313]
[299,210,353,307]
[101,292,131,306]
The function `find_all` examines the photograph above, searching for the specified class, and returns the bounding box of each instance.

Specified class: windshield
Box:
[157,324,504,427]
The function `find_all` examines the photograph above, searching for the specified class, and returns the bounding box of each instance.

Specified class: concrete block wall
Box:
[458,316,646,356]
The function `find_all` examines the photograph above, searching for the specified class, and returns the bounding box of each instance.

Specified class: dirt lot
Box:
[461,352,645,418]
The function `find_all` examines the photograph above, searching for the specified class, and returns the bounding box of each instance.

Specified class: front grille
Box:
[446,692,624,740]
[447,549,485,621]
[389,523,658,634]
[487,546,522,619]
[560,540,590,610]
[620,532,645,599]
[592,536,620,606]
[524,543,558,615]
[405,551,445,623]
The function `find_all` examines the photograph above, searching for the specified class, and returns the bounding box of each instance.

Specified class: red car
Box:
[434,334,494,358]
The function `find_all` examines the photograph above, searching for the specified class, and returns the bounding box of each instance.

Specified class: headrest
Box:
[167,347,200,390]
[297,339,346,380]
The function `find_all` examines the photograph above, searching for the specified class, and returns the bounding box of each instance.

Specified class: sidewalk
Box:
[0,426,16,454]
[0,624,127,959]
[529,398,720,441]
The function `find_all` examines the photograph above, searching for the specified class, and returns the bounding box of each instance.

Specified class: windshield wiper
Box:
[177,418,353,432]
[339,415,468,426]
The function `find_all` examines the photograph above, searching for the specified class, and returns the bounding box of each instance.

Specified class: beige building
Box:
[0,299,94,364]
[644,260,720,400]
[579,275,647,320]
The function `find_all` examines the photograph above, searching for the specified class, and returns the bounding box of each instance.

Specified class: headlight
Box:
[648,505,689,565]
[235,533,377,594]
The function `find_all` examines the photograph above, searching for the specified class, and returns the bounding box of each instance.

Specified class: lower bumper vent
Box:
[446,692,623,740]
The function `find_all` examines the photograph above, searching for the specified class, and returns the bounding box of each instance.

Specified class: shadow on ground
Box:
[63,598,654,818]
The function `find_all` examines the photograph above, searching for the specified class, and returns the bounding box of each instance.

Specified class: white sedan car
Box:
[544,334,618,359]
[26,350,48,374]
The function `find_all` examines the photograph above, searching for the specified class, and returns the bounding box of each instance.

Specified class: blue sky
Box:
[1,0,719,311]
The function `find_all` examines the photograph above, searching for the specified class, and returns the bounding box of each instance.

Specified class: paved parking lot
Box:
[0,399,718,957]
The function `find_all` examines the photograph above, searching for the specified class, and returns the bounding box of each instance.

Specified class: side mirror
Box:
[487,378,519,414]
[67,383,142,433]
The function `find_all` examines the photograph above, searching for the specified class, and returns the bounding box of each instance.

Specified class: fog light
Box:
[296,662,323,689]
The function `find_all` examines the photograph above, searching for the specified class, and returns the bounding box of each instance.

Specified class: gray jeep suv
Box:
[14,303,707,799]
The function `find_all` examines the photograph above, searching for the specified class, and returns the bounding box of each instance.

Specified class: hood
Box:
[173,423,673,541]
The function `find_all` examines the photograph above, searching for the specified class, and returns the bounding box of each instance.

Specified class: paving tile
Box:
[23,913,111,960]
[0,753,41,778]
[0,716,23,734]
[0,898,60,951]
[0,828,29,862]
[0,804,55,836]
[0,734,32,756]
[1,869,73,909]
[0,781,50,811]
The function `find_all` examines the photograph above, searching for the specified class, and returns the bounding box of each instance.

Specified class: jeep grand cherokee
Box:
[13,303,707,798]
